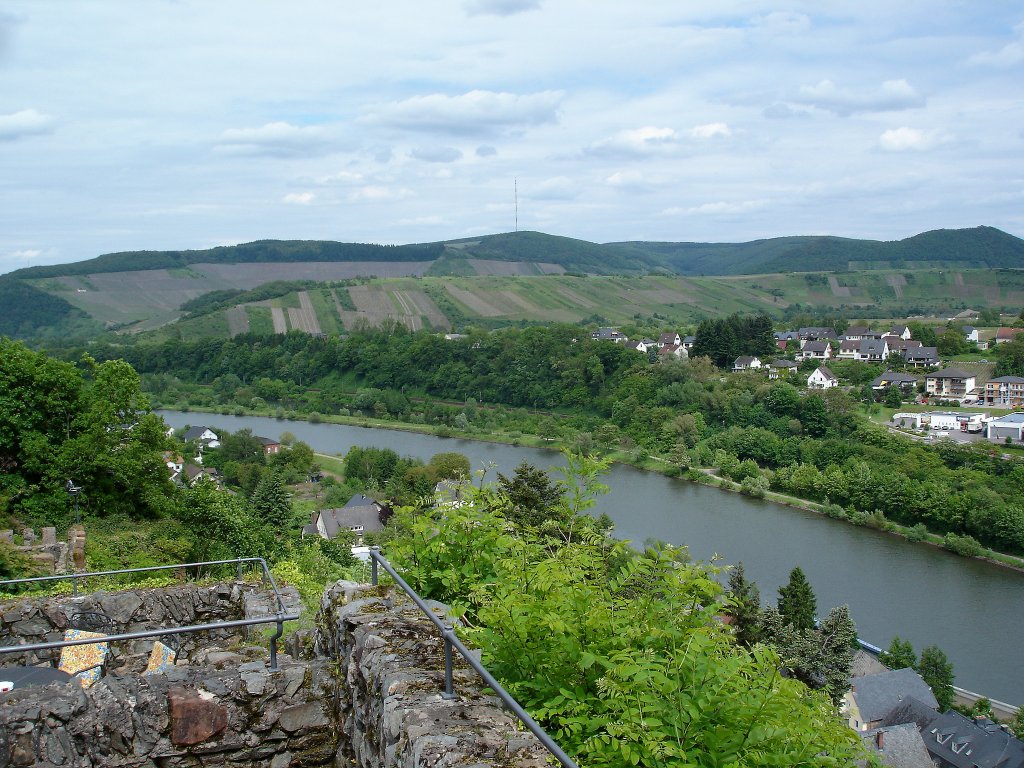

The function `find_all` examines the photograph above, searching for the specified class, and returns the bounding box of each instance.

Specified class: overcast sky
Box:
[1,2,1022,274]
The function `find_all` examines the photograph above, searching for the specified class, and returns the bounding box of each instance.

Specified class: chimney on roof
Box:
[875,731,885,750]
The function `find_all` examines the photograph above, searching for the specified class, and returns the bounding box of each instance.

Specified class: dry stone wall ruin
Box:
[0,579,550,768]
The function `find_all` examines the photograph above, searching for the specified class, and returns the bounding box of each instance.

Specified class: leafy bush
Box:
[942,532,983,557]
[906,523,929,542]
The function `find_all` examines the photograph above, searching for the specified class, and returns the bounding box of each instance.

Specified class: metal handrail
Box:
[0,558,299,670]
[368,547,578,768]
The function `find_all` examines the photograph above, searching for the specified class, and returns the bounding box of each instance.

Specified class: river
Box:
[159,410,1023,705]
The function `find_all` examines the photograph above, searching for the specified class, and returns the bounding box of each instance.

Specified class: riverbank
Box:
[162,403,1024,574]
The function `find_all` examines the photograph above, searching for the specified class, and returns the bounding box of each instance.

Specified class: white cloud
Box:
[749,12,810,34]
[689,122,731,139]
[216,122,333,157]
[606,170,645,188]
[410,145,463,163]
[316,170,363,184]
[793,79,925,115]
[463,0,540,16]
[664,199,768,216]
[282,191,315,205]
[585,126,678,158]
[363,90,562,135]
[0,108,54,141]
[878,127,949,152]
[347,185,414,203]
[476,145,497,157]
[528,176,577,200]
[968,21,1024,67]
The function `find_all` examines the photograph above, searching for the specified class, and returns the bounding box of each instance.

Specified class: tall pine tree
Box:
[917,645,955,711]
[778,566,817,630]
[250,472,293,532]
[727,562,762,647]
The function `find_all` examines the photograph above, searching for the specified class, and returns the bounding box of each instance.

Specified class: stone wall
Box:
[0,581,299,671]
[0,580,553,768]
[0,525,83,575]
[316,580,549,768]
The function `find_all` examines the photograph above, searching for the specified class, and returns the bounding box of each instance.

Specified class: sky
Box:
[1,1,1023,274]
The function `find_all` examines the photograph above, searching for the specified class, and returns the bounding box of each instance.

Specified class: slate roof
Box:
[860,723,935,768]
[181,426,215,441]
[927,368,973,379]
[798,326,838,339]
[658,332,680,344]
[769,359,798,368]
[314,494,387,538]
[905,346,939,361]
[872,371,919,387]
[734,356,759,366]
[850,668,938,724]
[812,365,838,381]
[256,436,280,446]
[858,339,889,356]
[882,696,945,730]
[989,376,1024,384]
[921,710,1024,768]
[851,649,890,678]
[846,326,875,336]
[802,340,831,353]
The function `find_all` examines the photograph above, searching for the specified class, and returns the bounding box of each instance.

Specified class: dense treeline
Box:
[178,281,319,317]
[690,312,776,368]
[9,240,446,279]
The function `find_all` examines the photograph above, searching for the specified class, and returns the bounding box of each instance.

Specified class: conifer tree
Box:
[727,562,762,647]
[778,566,817,630]
[250,472,292,532]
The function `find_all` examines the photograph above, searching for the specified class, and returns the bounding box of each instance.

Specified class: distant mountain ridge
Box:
[6,225,1023,280]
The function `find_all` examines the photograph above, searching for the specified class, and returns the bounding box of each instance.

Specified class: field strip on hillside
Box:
[271,307,287,333]
[553,285,597,308]
[226,306,249,337]
[399,289,449,330]
[444,284,504,317]
[499,290,540,313]
[827,275,852,297]
[885,274,906,299]
[468,258,539,276]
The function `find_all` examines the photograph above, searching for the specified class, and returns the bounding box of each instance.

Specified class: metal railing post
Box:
[269,618,283,671]
[370,546,380,585]
[442,623,456,699]
[236,561,243,581]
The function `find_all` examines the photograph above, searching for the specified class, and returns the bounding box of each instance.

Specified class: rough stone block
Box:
[41,527,57,547]
[168,687,229,746]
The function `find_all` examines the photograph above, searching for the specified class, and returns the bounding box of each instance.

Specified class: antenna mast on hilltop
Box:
[514,177,518,233]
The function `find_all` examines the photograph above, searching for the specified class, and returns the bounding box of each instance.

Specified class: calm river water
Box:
[160,411,1023,705]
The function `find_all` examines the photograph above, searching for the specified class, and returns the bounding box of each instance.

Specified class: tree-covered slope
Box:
[0,278,102,340]
[614,226,1024,274]
[440,231,656,273]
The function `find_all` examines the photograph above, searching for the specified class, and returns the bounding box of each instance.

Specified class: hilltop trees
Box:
[691,312,776,368]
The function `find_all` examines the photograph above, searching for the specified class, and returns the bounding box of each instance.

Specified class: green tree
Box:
[917,645,955,711]
[427,451,471,481]
[727,561,762,647]
[884,385,903,408]
[1010,706,1024,737]
[497,461,567,529]
[250,472,293,532]
[878,636,917,670]
[937,328,968,357]
[994,336,1024,378]
[778,566,817,630]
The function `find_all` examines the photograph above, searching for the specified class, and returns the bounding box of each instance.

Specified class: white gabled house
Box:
[797,340,832,361]
[807,366,838,389]
[733,356,763,371]
[180,426,220,448]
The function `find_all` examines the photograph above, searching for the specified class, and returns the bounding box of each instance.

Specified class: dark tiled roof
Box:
[802,340,830,353]
[860,723,935,768]
[814,365,838,381]
[850,668,938,723]
[921,710,1024,768]
[181,426,214,441]
[927,368,973,379]
[315,495,386,538]
[872,371,919,387]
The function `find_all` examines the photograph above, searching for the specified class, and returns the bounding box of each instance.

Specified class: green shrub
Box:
[942,532,983,557]
[906,523,929,542]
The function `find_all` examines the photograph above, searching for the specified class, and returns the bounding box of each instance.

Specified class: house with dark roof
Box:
[856,338,890,362]
[658,332,681,348]
[798,326,838,341]
[658,343,687,360]
[843,668,938,732]
[732,356,763,371]
[844,326,881,341]
[768,359,798,379]
[872,371,920,392]
[860,723,935,768]
[180,426,220,448]
[962,326,979,343]
[904,346,939,368]
[682,335,696,349]
[888,339,923,357]
[302,494,390,543]
[920,710,1024,768]
[797,340,832,361]
[591,327,628,343]
[807,366,838,389]
[889,325,912,340]
[925,369,976,399]
[256,436,282,456]
[837,339,860,359]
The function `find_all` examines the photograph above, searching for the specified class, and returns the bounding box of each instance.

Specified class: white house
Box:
[797,340,832,361]
[855,339,889,363]
[768,359,799,379]
[889,325,912,340]
[807,366,838,389]
[925,368,976,400]
[962,326,979,343]
[733,356,763,371]
[658,332,681,348]
[180,426,220,448]
[625,340,649,354]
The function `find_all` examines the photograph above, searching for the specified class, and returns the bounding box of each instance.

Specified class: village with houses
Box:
[590,316,1024,447]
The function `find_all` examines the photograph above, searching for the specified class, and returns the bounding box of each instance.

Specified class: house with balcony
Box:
[925,368,976,400]
[872,371,919,393]
[855,338,889,363]
[797,340,832,361]
[983,376,1024,407]
[904,347,939,368]
[768,359,799,379]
